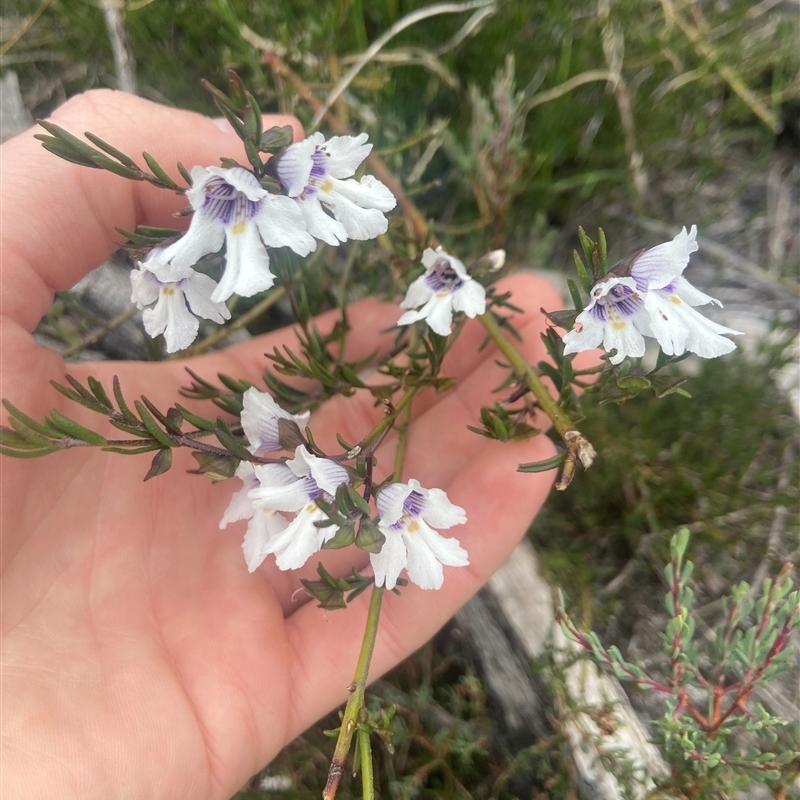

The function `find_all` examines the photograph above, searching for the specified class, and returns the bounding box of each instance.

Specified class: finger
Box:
[283,430,556,738]
[0,89,302,332]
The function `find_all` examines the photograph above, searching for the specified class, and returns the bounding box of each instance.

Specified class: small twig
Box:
[309,0,496,130]
[0,0,52,58]
[61,304,138,358]
[178,286,286,358]
[99,0,137,94]
[522,69,616,112]
[659,0,780,132]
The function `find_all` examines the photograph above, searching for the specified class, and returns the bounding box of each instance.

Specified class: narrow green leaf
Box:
[89,152,143,180]
[567,278,584,313]
[116,227,169,245]
[87,377,113,409]
[572,250,592,293]
[103,443,161,455]
[518,453,565,473]
[598,227,608,272]
[214,420,255,461]
[0,444,62,458]
[109,419,150,438]
[217,373,252,394]
[338,364,367,388]
[217,102,247,139]
[174,404,217,432]
[7,417,52,446]
[49,411,107,445]
[37,137,99,168]
[140,396,173,429]
[49,380,93,410]
[2,399,56,438]
[36,121,100,159]
[244,91,263,142]
[133,401,175,448]
[140,152,180,189]
[113,376,136,420]
[577,227,594,264]
[342,487,368,517]
[83,132,140,169]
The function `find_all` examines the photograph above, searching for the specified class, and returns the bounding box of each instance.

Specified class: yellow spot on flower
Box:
[670,296,683,305]
[231,220,246,235]
[305,503,316,514]
[162,286,175,296]
[406,520,420,533]
[611,321,626,330]
[320,178,334,193]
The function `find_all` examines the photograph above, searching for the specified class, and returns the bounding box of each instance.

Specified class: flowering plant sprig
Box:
[1,66,755,800]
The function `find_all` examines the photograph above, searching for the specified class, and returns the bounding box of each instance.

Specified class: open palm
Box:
[1,92,562,800]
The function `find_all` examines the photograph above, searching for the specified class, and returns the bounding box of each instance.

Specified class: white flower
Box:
[562,226,741,364]
[371,479,468,591]
[219,462,290,573]
[276,132,396,245]
[249,446,350,571]
[397,247,486,336]
[166,166,316,302]
[240,387,310,454]
[561,275,651,365]
[130,247,230,353]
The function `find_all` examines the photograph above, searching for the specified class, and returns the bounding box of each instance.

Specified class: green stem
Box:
[179,286,286,358]
[479,311,573,440]
[358,727,375,800]
[359,385,420,457]
[323,584,384,800]
[478,311,596,486]
[391,398,413,482]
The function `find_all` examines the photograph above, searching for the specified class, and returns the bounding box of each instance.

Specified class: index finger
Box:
[0,89,302,332]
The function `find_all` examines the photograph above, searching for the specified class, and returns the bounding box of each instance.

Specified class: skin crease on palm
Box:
[0,90,593,800]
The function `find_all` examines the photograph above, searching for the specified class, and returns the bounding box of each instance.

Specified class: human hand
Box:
[1,91,564,800]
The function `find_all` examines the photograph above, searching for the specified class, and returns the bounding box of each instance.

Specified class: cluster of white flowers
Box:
[131,134,396,353]
[220,388,469,590]
[562,226,741,364]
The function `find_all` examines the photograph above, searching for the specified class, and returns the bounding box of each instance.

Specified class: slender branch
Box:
[0,0,52,58]
[323,585,384,800]
[178,286,286,358]
[479,311,595,484]
[309,0,496,129]
[357,727,375,800]
[61,304,138,358]
[359,385,420,458]
[391,398,414,482]
[99,0,137,94]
